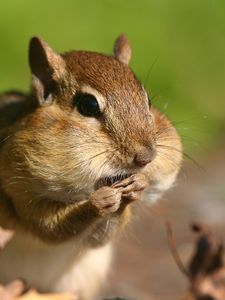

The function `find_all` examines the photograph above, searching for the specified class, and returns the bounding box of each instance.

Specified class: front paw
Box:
[90,174,148,216]
[113,173,148,203]
[90,186,122,216]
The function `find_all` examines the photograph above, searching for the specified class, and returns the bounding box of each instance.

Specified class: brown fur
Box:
[0,36,182,297]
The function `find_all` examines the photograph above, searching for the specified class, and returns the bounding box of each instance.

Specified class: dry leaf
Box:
[0,279,25,300]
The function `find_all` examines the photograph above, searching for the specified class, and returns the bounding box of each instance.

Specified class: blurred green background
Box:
[0,0,225,155]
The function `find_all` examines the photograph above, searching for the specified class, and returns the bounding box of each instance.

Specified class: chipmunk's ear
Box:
[29,37,66,105]
[113,34,132,65]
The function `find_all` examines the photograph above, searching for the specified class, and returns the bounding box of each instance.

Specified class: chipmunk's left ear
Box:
[113,34,132,65]
[29,37,66,105]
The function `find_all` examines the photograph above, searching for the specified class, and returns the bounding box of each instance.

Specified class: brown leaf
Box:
[196,269,225,300]
[0,279,26,300]
[189,223,224,280]
[187,223,225,299]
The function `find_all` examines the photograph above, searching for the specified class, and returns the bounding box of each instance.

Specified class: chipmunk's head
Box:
[3,35,180,202]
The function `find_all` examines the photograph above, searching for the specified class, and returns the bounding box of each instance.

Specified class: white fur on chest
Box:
[0,232,82,290]
[0,231,112,297]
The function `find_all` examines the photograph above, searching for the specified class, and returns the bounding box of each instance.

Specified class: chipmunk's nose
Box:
[133,145,156,167]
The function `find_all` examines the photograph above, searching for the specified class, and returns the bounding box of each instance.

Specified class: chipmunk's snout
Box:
[133,145,156,167]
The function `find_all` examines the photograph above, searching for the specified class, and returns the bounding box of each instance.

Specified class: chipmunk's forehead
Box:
[62,51,144,98]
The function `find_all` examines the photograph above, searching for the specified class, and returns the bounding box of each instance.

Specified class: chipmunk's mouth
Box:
[95,173,131,190]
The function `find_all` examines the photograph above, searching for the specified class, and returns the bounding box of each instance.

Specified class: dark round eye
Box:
[74,93,101,117]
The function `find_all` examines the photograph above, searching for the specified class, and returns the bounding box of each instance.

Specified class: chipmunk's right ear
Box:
[29,37,66,105]
[114,34,132,65]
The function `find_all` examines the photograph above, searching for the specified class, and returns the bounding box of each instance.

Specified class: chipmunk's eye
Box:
[74,93,101,117]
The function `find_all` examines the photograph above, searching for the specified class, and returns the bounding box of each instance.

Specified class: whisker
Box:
[148,92,162,105]
[0,134,12,145]
[143,56,159,88]
[156,150,181,169]
[154,125,175,136]
[156,144,205,173]
[98,151,116,176]
[170,117,201,127]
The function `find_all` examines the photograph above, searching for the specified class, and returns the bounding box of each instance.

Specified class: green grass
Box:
[0,0,225,155]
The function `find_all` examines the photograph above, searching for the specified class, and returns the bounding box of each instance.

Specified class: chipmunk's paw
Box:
[91,174,148,215]
[113,173,148,203]
[90,186,122,216]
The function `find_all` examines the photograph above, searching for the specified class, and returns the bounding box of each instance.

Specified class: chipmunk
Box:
[0,34,182,299]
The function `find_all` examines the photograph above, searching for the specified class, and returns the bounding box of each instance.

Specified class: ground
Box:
[105,150,225,299]
[1,150,224,300]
